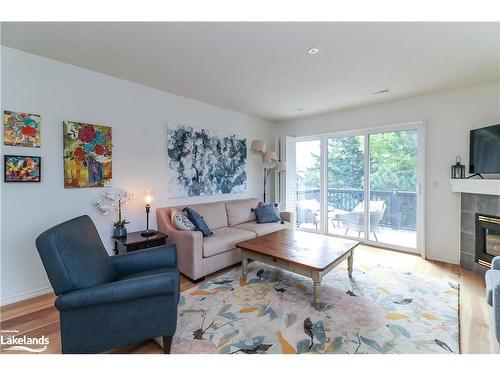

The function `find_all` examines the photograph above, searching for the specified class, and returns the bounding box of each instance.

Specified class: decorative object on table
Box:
[250,139,287,202]
[113,231,170,255]
[171,210,196,231]
[3,110,41,147]
[4,155,41,182]
[167,125,247,198]
[141,190,159,237]
[182,207,213,237]
[171,261,459,354]
[451,155,465,179]
[93,188,134,238]
[63,121,112,188]
[253,202,284,224]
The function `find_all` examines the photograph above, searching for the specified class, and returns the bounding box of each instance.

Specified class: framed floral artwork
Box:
[4,155,41,182]
[63,121,112,188]
[3,110,41,147]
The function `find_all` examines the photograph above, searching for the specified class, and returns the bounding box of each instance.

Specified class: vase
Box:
[113,226,127,238]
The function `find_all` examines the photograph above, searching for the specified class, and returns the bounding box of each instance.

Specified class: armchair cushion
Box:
[55,270,179,311]
[36,215,116,295]
[111,244,177,278]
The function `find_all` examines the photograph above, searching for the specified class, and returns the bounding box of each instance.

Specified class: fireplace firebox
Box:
[475,213,500,268]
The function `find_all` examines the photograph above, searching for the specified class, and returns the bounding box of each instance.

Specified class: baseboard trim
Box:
[425,254,460,265]
[0,285,53,306]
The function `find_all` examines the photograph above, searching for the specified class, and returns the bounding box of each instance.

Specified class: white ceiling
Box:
[1,22,499,122]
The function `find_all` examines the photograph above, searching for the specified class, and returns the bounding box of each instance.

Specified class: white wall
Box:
[275,81,500,264]
[0,47,274,305]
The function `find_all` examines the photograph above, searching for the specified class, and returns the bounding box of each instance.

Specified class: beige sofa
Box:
[157,198,294,282]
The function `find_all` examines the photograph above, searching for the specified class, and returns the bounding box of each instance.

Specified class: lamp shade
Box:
[250,139,266,153]
[273,161,286,172]
[262,151,278,169]
[144,190,153,205]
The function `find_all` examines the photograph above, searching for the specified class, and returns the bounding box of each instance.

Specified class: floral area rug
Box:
[170,261,460,354]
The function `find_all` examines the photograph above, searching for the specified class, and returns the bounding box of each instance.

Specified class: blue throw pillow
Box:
[183,207,213,237]
[253,203,284,224]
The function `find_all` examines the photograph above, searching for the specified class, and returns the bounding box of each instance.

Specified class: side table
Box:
[113,231,169,255]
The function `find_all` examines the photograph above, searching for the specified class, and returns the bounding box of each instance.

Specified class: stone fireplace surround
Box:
[460,193,500,276]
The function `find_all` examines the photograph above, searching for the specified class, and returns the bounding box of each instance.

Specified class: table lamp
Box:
[141,191,158,237]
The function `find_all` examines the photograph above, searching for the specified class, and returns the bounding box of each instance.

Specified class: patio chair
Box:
[337,200,387,241]
[296,206,319,229]
[296,199,320,230]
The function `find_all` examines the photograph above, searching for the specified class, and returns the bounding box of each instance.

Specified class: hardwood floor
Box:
[1,245,498,354]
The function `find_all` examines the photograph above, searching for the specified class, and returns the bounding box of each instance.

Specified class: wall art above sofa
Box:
[167,125,247,198]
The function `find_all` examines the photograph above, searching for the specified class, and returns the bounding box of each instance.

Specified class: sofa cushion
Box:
[225,198,259,226]
[233,220,289,236]
[183,207,213,237]
[255,202,282,224]
[188,202,229,230]
[171,210,196,231]
[202,227,256,258]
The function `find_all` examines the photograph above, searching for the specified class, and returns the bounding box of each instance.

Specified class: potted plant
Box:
[93,189,134,238]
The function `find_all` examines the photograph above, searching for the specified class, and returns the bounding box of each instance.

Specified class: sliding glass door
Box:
[368,129,418,249]
[290,123,423,254]
[295,139,321,231]
[327,135,366,239]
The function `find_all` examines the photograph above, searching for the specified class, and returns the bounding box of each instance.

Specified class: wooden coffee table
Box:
[236,229,358,309]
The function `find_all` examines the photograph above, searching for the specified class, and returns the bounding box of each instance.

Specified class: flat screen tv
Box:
[469,124,500,174]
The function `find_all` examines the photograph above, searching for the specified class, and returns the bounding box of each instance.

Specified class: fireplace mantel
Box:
[451,179,500,196]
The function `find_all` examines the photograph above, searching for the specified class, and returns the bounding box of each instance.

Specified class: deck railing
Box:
[296,188,417,230]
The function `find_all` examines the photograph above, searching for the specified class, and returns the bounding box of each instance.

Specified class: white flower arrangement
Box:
[93,189,135,228]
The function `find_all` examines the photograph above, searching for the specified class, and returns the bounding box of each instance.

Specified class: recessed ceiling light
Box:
[307,47,319,55]
[372,89,390,95]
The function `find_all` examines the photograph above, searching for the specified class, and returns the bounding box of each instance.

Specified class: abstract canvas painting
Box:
[3,110,41,147]
[63,121,112,188]
[167,125,247,198]
[4,155,41,182]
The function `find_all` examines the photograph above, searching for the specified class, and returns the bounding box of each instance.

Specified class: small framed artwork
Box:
[4,155,41,183]
[3,110,41,147]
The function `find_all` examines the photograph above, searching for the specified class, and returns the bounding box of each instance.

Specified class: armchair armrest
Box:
[111,244,177,277]
[55,271,178,311]
[492,256,500,270]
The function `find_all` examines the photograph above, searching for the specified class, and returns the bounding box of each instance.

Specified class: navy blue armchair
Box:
[35,215,179,354]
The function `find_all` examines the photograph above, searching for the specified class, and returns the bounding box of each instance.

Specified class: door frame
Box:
[292,121,426,257]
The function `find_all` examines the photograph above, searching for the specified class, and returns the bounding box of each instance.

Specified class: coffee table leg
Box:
[313,281,321,309]
[347,250,354,278]
[242,256,248,280]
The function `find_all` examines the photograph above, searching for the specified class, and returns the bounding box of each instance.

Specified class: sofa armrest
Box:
[156,207,204,279]
[280,211,294,224]
[169,229,203,279]
[55,271,178,311]
[111,245,177,277]
[492,256,500,270]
